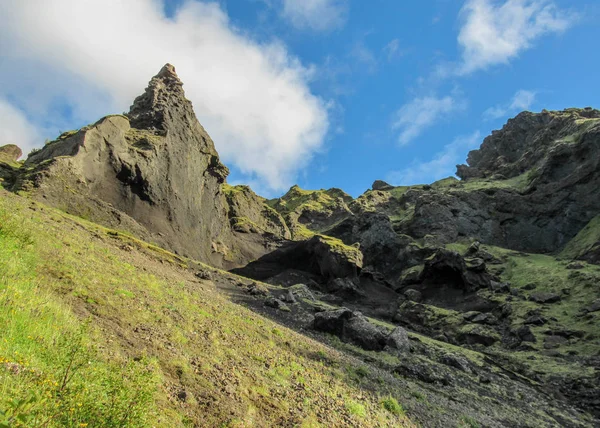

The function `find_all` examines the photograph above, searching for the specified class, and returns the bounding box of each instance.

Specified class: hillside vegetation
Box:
[0,190,412,427]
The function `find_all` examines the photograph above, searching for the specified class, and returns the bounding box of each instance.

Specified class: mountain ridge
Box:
[1,64,599,427]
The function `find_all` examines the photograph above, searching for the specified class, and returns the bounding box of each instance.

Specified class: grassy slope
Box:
[446,242,600,379]
[561,215,600,260]
[0,190,412,427]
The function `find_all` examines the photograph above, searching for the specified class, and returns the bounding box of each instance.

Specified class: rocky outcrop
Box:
[231,235,363,285]
[0,144,22,163]
[312,309,388,351]
[0,144,22,186]
[391,109,600,253]
[457,108,600,180]
[270,185,354,239]
[9,65,298,267]
[223,184,290,238]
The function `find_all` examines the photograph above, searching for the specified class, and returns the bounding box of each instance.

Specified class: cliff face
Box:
[403,109,600,253]
[12,65,281,267]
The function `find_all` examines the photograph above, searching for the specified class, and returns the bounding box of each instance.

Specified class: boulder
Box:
[312,309,387,351]
[457,325,499,347]
[287,284,316,301]
[470,313,498,325]
[515,326,536,343]
[524,315,548,326]
[264,297,290,312]
[403,289,422,302]
[584,299,600,313]
[490,281,511,293]
[394,362,451,385]
[529,292,561,304]
[440,354,472,373]
[385,327,411,355]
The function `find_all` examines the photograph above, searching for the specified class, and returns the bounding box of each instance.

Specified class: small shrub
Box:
[346,401,366,418]
[381,397,404,416]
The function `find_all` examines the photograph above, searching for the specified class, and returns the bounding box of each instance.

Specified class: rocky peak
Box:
[0,144,22,163]
[127,64,218,156]
[457,108,600,180]
[372,180,393,191]
[128,63,183,131]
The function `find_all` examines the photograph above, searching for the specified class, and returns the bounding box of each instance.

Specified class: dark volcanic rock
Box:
[372,180,393,191]
[419,250,494,293]
[312,309,387,351]
[529,292,561,304]
[439,353,472,373]
[264,297,290,312]
[385,326,411,355]
[457,325,499,346]
[399,109,600,253]
[403,289,422,302]
[585,299,600,313]
[231,235,362,284]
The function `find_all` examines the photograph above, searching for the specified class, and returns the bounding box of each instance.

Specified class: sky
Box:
[0,0,598,197]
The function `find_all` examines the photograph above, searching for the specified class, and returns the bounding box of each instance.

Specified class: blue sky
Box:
[0,1,598,197]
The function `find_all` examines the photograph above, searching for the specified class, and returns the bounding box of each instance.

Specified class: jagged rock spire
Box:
[128,63,190,132]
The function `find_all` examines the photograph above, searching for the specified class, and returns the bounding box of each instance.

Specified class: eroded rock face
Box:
[14,65,277,267]
[457,108,600,180]
[231,235,363,285]
[223,185,290,239]
[404,109,600,253]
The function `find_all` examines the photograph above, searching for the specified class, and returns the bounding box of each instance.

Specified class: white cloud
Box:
[0,99,41,157]
[0,0,329,192]
[281,0,348,32]
[383,39,402,62]
[392,95,466,146]
[483,89,536,119]
[387,131,482,185]
[350,41,378,72]
[458,0,575,74]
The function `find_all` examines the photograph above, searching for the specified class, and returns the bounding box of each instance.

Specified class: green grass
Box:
[560,215,600,260]
[0,203,159,427]
[380,397,404,416]
[346,401,367,418]
[0,191,412,427]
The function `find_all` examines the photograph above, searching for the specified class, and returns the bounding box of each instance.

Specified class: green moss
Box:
[560,215,600,260]
[273,185,350,217]
[315,234,362,263]
[125,129,163,150]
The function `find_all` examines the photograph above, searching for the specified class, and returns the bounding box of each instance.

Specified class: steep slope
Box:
[0,189,413,427]
[410,108,600,253]
[3,188,596,427]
